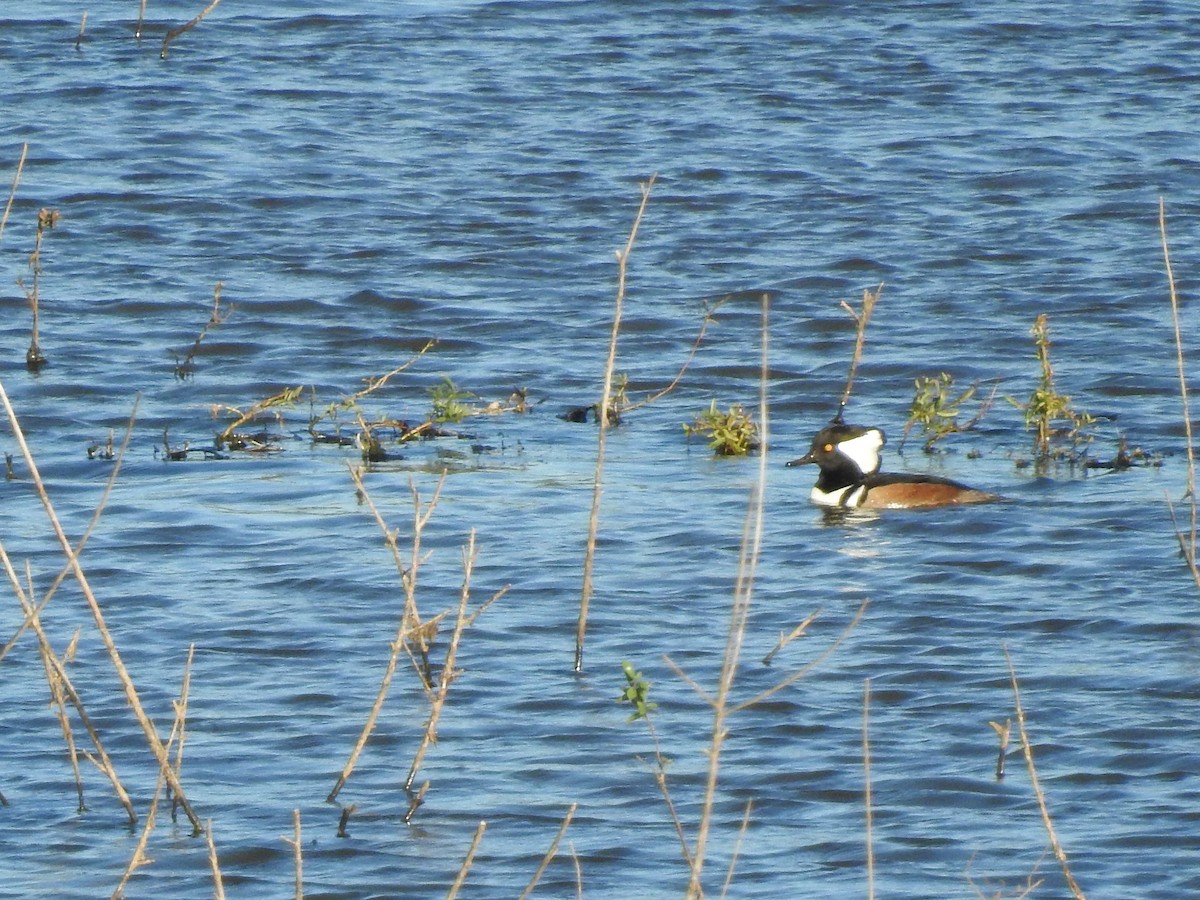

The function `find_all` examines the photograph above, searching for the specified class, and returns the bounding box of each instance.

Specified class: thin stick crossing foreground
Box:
[575,174,655,673]
[1003,645,1085,899]
[0,379,202,832]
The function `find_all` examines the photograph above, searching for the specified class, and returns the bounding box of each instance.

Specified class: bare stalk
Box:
[75,12,88,50]
[0,141,26,242]
[161,0,225,59]
[863,678,875,900]
[990,718,1012,780]
[136,0,148,40]
[761,609,820,666]
[621,293,728,415]
[206,818,226,899]
[518,802,578,900]
[280,809,303,900]
[168,644,196,822]
[720,800,754,900]
[25,567,86,811]
[446,821,487,900]
[1003,645,1084,899]
[1,396,137,663]
[327,470,444,803]
[1161,197,1199,582]
[114,651,193,898]
[404,530,509,795]
[3,545,136,823]
[0,378,202,832]
[685,294,770,899]
[576,174,656,673]
[837,283,884,416]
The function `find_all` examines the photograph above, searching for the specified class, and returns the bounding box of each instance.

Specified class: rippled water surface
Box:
[3,2,1200,897]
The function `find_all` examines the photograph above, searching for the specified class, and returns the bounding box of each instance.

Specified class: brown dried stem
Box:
[446,821,487,900]
[576,174,656,673]
[2,546,136,824]
[518,803,578,900]
[0,142,27,242]
[206,818,226,899]
[1161,197,1200,587]
[161,0,225,59]
[761,608,820,666]
[327,469,445,803]
[280,809,303,900]
[837,283,884,415]
[684,293,770,899]
[403,530,508,799]
[0,378,202,832]
[1,396,137,663]
[1003,645,1084,899]
[863,678,875,900]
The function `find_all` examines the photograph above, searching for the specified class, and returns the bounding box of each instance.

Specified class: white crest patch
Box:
[837,429,884,476]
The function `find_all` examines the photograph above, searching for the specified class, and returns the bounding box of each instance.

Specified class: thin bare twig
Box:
[1003,645,1084,899]
[1161,197,1200,586]
[0,142,26,242]
[446,821,487,900]
[720,800,754,900]
[161,0,225,59]
[576,174,656,673]
[863,678,875,900]
[837,283,884,415]
[0,379,202,832]
[518,803,578,900]
[761,609,820,666]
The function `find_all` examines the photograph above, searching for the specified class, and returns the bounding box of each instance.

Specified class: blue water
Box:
[3,2,1200,897]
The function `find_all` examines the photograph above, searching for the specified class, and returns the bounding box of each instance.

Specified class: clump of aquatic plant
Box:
[213,385,305,450]
[901,372,995,452]
[683,400,759,456]
[17,207,61,371]
[429,376,474,424]
[617,660,658,722]
[1013,314,1096,468]
[174,282,234,380]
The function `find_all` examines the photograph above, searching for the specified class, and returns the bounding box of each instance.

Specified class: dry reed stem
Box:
[637,716,693,868]
[518,802,578,900]
[2,547,136,823]
[327,469,444,803]
[75,12,88,50]
[206,818,226,899]
[990,718,1012,780]
[136,0,148,40]
[24,565,86,812]
[719,800,753,900]
[575,174,656,674]
[0,142,26,242]
[837,283,884,414]
[1160,197,1200,586]
[168,644,196,822]
[113,771,164,898]
[115,654,192,898]
[446,820,487,900]
[1003,645,1084,899]
[761,608,820,666]
[684,294,770,899]
[0,379,202,831]
[161,0,225,59]
[1,397,137,662]
[403,529,489,793]
[402,781,429,825]
[863,678,875,900]
[621,294,728,415]
[281,809,303,900]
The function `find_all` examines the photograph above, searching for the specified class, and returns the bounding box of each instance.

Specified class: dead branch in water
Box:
[0,142,27,242]
[161,0,226,59]
[837,283,884,417]
[576,174,656,674]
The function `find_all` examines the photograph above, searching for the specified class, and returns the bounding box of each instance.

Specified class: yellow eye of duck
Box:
[823,443,834,452]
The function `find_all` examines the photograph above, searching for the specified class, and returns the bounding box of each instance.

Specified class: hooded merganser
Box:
[786,420,999,509]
